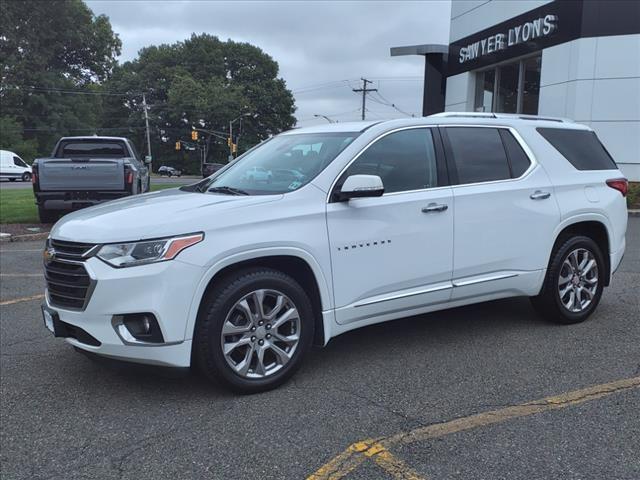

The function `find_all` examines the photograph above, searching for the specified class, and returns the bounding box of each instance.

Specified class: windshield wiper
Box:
[208,186,249,196]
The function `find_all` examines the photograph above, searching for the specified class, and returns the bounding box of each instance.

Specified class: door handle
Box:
[530,190,551,200]
[422,203,448,213]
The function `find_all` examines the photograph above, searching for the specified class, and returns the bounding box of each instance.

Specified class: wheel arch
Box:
[186,249,332,348]
[550,215,612,286]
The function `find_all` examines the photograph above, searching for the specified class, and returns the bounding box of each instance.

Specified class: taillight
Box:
[606,178,628,197]
[126,171,134,185]
[31,164,38,187]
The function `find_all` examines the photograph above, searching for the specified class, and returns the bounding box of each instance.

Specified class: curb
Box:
[629,209,640,217]
[0,232,49,243]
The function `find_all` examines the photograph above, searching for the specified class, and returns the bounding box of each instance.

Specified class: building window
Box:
[474,54,541,114]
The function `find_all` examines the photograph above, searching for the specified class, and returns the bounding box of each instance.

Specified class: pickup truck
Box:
[32,136,150,223]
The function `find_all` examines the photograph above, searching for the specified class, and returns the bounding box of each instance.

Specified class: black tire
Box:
[8,178,16,182]
[167,172,172,177]
[194,267,314,393]
[38,207,59,224]
[21,172,31,182]
[531,235,605,324]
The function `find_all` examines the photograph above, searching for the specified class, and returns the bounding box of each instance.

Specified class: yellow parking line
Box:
[0,294,45,306]
[307,376,640,480]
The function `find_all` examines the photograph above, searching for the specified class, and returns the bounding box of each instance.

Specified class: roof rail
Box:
[429,112,574,123]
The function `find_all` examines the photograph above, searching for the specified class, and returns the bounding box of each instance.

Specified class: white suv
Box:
[43,113,628,393]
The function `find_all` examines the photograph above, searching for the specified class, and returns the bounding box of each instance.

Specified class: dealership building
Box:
[392,0,640,180]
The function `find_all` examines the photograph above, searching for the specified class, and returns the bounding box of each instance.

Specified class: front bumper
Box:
[45,257,204,367]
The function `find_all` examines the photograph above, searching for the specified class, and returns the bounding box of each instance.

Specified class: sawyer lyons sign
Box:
[447,0,640,77]
[458,15,558,64]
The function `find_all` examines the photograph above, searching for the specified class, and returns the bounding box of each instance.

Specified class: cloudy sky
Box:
[87,0,451,127]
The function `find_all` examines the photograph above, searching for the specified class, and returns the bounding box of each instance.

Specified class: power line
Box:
[352,78,378,121]
[2,84,143,96]
[369,91,415,117]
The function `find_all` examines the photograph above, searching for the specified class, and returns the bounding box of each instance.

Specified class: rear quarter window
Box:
[537,128,617,170]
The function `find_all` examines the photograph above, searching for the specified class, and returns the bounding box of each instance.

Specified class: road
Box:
[0,176,199,190]
[1,218,639,480]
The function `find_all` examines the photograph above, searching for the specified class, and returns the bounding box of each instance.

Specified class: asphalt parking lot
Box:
[1,218,639,480]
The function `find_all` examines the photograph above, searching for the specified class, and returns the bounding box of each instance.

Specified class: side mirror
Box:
[337,174,384,201]
[144,156,152,165]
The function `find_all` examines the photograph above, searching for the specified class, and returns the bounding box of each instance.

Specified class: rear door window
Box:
[537,128,617,170]
[444,127,511,184]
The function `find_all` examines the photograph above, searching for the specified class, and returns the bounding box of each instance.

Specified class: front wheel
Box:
[194,268,314,393]
[22,172,31,182]
[531,235,605,324]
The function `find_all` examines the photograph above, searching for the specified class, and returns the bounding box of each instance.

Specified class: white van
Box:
[0,150,32,182]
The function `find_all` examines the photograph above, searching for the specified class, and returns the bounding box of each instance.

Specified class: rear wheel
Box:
[21,172,31,182]
[531,235,605,324]
[38,207,59,224]
[8,178,16,182]
[194,268,314,393]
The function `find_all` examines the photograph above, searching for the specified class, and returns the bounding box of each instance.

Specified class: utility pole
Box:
[352,78,377,120]
[142,93,152,164]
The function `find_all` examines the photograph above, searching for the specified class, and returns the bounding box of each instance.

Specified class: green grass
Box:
[0,184,184,224]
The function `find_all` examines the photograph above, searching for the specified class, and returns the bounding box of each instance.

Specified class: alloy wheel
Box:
[558,248,599,313]
[220,289,301,379]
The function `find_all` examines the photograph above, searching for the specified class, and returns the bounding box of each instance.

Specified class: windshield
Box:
[198,132,358,195]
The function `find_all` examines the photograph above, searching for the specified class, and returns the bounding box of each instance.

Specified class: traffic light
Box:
[231,143,237,154]
[191,130,198,141]
[175,141,181,151]
[227,137,232,147]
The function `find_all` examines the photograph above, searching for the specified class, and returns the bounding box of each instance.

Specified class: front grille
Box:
[45,239,97,310]
[49,239,96,260]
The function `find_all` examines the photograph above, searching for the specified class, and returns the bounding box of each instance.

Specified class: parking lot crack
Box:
[336,386,429,428]
[113,426,178,478]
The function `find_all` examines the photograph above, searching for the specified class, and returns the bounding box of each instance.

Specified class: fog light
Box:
[112,313,164,344]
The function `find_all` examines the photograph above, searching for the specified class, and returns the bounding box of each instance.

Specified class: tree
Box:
[102,34,296,173]
[0,116,38,161]
[0,0,121,158]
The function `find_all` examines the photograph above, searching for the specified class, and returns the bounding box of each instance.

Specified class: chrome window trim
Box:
[439,124,538,188]
[326,125,440,203]
[327,123,539,203]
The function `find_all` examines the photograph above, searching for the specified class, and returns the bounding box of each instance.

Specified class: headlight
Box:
[96,233,204,268]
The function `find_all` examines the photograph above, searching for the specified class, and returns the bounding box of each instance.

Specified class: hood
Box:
[51,188,282,243]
